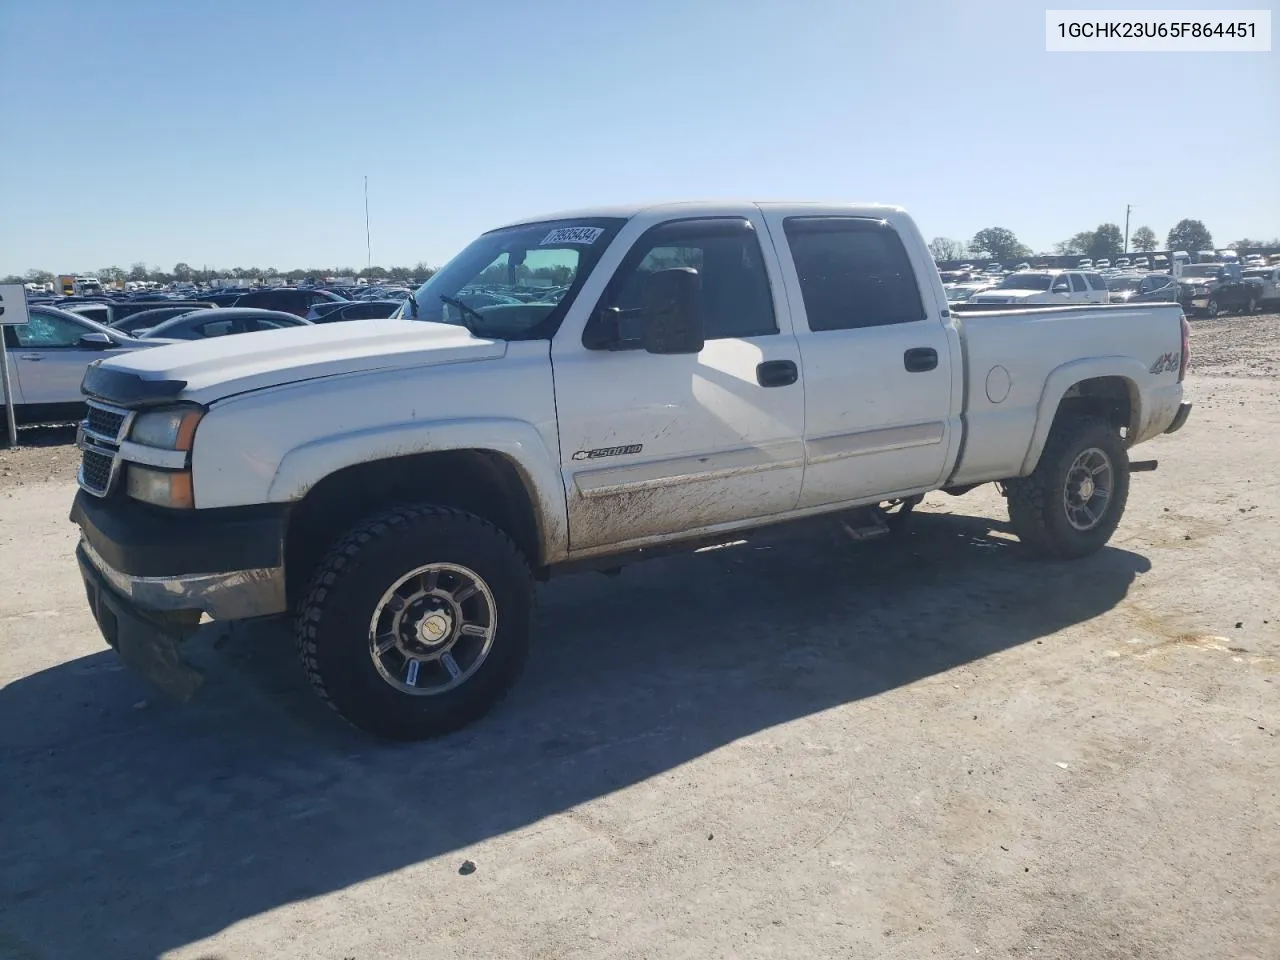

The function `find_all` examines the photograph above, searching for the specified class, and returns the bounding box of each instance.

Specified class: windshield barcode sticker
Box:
[540,226,604,246]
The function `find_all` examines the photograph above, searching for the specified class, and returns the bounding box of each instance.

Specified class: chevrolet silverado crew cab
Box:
[70,202,1193,740]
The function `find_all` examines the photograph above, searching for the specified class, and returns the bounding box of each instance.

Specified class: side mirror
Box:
[78,332,113,349]
[641,268,704,355]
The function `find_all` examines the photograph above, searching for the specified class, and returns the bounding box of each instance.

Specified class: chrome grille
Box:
[79,449,115,495]
[77,400,133,497]
[86,404,127,441]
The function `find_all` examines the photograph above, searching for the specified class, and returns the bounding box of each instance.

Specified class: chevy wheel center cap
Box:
[418,612,452,645]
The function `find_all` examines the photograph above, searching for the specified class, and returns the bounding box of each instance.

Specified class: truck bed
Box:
[948,301,1187,487]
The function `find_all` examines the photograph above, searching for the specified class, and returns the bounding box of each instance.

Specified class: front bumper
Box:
[77,545,205,701]
[70,490,289,621]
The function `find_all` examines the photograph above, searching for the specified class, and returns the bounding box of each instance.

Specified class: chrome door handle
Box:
[19,354,43,361]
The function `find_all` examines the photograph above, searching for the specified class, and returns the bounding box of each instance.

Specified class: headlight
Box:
[129,407,204,450]
[126,465,194,509]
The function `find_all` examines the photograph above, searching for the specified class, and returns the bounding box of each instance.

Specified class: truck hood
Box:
[85,319,505,406]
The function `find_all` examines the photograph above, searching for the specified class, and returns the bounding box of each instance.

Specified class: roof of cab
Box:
[496,200,909,230]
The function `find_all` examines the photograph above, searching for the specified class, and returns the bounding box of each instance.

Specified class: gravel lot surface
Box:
[1,313,1277,959]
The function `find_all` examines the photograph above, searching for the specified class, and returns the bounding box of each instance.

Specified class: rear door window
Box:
[782,217,926,330]
[1069,274,1088,293]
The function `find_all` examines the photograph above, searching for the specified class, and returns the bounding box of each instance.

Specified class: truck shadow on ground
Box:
[0,509,1150,959]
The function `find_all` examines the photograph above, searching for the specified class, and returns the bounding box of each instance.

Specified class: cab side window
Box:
[783,217,926,330]
[599,218,777,344]
[1069,273,1088,293]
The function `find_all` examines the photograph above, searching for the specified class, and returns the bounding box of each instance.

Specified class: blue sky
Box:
[1,0,1276,274]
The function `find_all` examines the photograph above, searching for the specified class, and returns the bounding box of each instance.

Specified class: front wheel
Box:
[1205,297,1220,318]
[1005,417,1130,559]
[296,505,533,740]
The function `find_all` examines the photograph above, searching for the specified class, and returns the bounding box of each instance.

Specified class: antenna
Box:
[364,176,372,275]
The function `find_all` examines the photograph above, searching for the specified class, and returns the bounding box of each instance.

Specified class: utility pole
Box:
[1124,204,1132,254]
[363,175,373,276]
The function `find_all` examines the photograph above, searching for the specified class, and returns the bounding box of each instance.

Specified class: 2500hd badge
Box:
[571,444,644,461]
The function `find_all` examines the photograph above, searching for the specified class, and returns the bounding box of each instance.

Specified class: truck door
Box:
[762,214,958,508]
[4,312,127,406]
[551,214,805,553]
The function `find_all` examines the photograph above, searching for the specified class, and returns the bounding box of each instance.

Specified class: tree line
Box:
[4,262,438,286]
[928,220,1280,264]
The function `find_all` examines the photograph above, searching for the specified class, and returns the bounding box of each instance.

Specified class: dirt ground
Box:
[1,314,1277,960]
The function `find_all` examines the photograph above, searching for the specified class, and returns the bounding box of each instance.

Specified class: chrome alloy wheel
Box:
[368,563,497,695]
[1063,447,1114,532]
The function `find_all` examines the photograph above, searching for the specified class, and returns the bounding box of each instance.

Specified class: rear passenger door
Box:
[762,214,959,508]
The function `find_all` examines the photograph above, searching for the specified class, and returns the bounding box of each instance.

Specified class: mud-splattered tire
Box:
[296,505,533,740]
[1005,417,1130,560]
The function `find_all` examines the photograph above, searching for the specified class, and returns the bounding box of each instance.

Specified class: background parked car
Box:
[232,287,346,317]
[965,270,1108,306]
[1106,273,1180,304]
[62,299,215,327]
[1243,266,1280,306]
[1,306,160,425]
[137,307,311,341]
[943,282,995,304]
[305,300,404,323]
[201,291,249,307]
[108,305,211,335]
[1176,264,1264,317]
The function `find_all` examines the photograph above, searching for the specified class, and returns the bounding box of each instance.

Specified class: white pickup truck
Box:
[70,202,1192,739]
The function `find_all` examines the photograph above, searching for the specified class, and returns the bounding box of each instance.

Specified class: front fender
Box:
[267,417,569,560]
[1018,357,1147,476]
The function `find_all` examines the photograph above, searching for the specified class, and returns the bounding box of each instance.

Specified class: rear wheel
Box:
[1005,417,1130,559]
[296,505,533,740]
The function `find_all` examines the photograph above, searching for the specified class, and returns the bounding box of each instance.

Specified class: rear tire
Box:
[296,505,533,740]
[1005,417,1130,560]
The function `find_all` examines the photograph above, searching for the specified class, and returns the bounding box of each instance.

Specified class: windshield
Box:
[998,273,1053,290]
[1107,277,1142,292]
[1179,265,1218,278]
[398,218,625,339]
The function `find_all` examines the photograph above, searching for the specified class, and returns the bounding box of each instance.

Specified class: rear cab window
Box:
[781,217,926,331]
